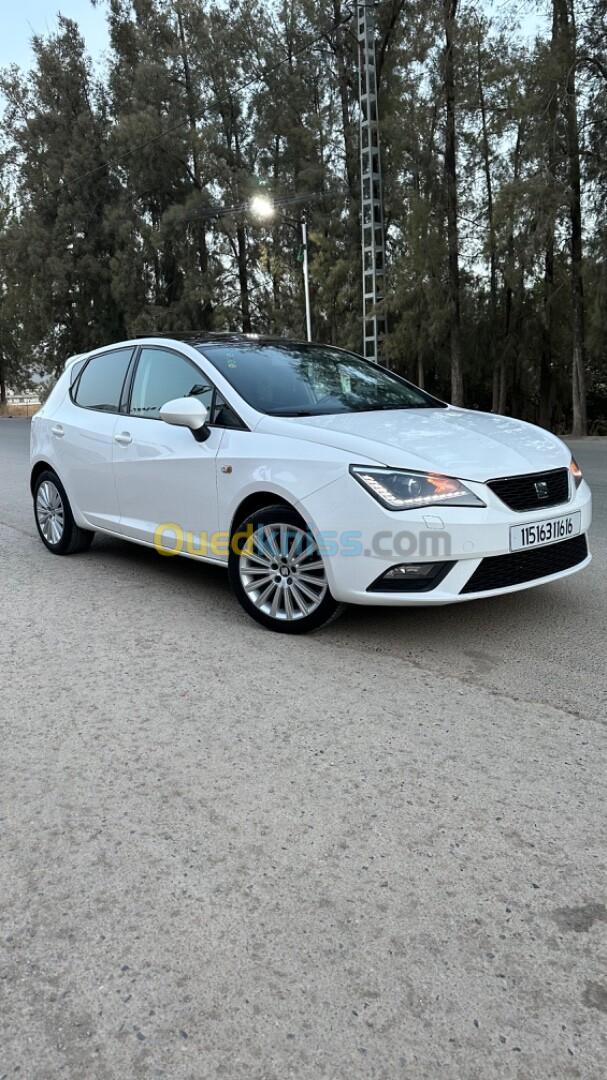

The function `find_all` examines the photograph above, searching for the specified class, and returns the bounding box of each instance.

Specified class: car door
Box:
[51,347,134,530]
[112,345,223,555]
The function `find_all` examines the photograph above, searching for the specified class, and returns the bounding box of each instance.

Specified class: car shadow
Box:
[89,529,231,593]
[88,528,594,662]
[328,569,595,661]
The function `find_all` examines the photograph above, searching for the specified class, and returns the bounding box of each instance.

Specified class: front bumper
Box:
[298,475,593,606]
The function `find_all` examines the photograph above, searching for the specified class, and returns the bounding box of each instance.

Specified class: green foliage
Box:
[0,0,605,429]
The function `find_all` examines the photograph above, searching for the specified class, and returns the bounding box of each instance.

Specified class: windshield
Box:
[198,342,445,416]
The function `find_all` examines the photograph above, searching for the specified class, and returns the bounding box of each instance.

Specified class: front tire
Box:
[228,505,343,633]
[33,470,94,555]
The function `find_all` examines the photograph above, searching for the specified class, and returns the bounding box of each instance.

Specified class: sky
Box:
[1,0,548,72]
[0,0,109,70]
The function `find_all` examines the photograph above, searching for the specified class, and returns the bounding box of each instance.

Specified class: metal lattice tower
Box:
[358,2,387,363]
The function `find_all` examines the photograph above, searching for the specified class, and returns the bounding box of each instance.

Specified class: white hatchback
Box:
[31,334,592,632]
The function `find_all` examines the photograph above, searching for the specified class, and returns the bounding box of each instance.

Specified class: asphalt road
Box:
[1,419,606,1080]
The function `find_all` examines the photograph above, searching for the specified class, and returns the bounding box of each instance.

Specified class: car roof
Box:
[129,332,320,349]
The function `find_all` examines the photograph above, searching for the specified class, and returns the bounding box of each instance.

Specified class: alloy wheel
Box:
[36,480,65,546]
[239,523,328,622]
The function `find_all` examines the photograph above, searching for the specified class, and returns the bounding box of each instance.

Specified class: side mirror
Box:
[159,397,209,432]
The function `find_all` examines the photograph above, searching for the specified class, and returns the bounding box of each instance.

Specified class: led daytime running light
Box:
[350,466,485,510]
[356,472,469,507]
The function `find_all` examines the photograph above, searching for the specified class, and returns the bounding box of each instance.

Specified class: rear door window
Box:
[73,349,133,413]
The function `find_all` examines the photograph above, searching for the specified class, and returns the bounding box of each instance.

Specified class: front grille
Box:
[461,534,588,594]
[488,468,569,511]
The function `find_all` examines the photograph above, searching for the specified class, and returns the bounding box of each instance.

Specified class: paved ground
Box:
[1,419,606,1080]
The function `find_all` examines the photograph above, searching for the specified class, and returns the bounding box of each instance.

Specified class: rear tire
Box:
[228,504,344,633]
[33,470,94,555]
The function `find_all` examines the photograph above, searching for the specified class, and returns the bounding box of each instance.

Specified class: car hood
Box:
[256,406,570,480]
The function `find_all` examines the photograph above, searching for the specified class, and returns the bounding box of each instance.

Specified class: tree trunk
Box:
[332,0,357,203]
[555,0,587,435]
[443,0,464,406]
[0,362,6,406]
[501,280,512,414]
[477,36,498,413]
[499,117,523,417]
[540,10,559,431]
[539,229,555,430]
[175,5,212,329]
[508,262,527,420]
[271,135,281,332]
[236,222,251,332]
[417,349,425,390]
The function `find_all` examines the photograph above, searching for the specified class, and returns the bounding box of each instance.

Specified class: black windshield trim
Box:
[265,404,439,417]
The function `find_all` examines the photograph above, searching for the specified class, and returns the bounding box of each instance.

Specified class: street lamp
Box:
[249,194,312,342]
[249,194,275,221]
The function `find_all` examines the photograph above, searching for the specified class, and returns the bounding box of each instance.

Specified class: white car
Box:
[31,334,592,633]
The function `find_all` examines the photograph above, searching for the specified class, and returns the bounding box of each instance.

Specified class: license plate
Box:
[510,511,582,552]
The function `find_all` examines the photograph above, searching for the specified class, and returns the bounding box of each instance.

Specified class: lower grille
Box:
[367,562,455,592]
[488,468,569,511]
[461,535,588,594]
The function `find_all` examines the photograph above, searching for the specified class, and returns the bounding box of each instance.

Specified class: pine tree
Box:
[0,17,124,373]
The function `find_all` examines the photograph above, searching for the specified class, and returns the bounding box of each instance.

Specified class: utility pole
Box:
[300,210,312,342]
[358,1,387,364]
[250,194,312,341]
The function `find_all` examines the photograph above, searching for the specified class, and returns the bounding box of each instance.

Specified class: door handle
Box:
[51,424,64,438]
[114,432,132,446]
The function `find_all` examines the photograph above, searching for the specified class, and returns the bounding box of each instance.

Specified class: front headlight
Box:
[569,457,583,489]
[350,466,486,510]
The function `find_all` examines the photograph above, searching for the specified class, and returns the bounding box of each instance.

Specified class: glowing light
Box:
[250,194,275,220]
[569,458,583,487]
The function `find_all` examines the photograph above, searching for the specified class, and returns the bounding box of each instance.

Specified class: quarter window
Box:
[213,392,245,429]
[73,349,133,412]
[130,348,213,420]
[69,358,87,386]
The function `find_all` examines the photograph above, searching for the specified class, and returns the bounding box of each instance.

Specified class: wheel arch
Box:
[30,460,56,495]
[229,491,309,537]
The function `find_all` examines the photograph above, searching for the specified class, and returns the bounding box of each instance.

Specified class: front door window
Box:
[130,348,214,419]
